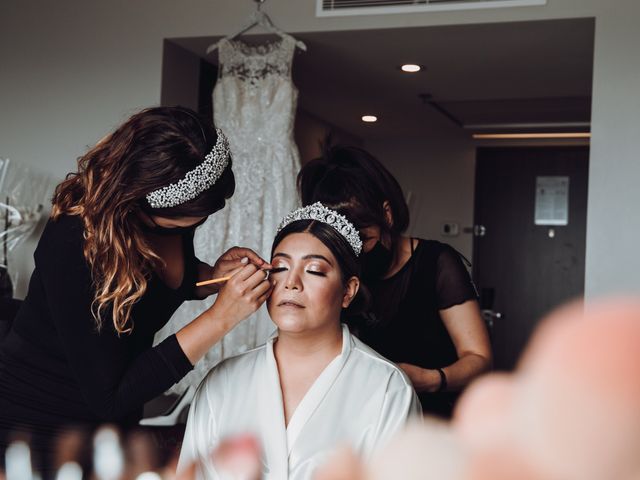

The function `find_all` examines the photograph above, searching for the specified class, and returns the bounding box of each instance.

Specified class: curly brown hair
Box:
[52,106,234,334]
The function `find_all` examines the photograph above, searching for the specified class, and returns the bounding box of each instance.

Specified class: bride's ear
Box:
[342,276,360,308]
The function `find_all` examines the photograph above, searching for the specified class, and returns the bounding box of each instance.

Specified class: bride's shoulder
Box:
[351,337,413,387]
[199,343,268,386]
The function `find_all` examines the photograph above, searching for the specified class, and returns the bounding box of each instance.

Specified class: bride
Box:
[179,203,421,479]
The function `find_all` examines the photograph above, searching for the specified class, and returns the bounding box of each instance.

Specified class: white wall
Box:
[366,131,476,259]
[584,0,640,297]
[1,0,639,298]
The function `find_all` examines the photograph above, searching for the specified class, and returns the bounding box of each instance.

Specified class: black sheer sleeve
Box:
[435,246,478,310]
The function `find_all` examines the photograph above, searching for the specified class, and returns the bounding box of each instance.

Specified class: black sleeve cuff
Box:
[155,334,194,383]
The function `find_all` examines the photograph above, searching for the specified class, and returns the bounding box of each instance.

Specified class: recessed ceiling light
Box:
[473,132,591,140]
[362,115,378,123]
[400,64,421,73]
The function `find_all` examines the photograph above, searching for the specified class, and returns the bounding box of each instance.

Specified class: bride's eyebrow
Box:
[272,252,333,266]
[302,254,333,265]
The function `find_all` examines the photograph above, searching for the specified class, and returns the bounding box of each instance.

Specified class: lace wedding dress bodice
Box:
[154,35,301,393]
[216,37,298,139]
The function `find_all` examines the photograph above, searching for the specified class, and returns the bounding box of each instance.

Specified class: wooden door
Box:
[473,147,589,370]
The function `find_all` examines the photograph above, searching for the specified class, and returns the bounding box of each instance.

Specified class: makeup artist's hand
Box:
[213,247,271,277]
[397,363,442,393]
[208,263,273,328]
[196,247,271,298]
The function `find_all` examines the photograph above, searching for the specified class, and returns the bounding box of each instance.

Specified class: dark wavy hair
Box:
[52,106,235,333]
[297,143,409,244]
[271,219,370,324]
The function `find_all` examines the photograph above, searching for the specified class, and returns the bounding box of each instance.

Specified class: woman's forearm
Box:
[430,353,491,392]
[401,353,492,393]
[175,307,233,365]
[177,263,273,365]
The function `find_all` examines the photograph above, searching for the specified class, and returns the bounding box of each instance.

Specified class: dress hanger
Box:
[206,0,306,55]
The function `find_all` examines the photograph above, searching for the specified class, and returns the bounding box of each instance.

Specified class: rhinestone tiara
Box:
[145,128,230,209]
[277,202,363,256]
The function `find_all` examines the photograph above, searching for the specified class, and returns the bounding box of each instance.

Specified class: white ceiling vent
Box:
[317,0,546,17]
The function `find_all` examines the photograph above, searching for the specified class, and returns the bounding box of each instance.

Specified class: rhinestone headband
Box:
[277,202,363,256]
[145,129,230,209]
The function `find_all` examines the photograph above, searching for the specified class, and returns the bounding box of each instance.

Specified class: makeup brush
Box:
[195,275,232,287]
[196,268,271,287]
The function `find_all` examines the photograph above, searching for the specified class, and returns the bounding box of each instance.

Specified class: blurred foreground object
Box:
[5,297,640,480]
[455,297,640,480]
[316,297,640,480]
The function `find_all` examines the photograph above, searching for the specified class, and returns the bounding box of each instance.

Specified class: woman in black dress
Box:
[297,145,492,417]
[0,106,272,471]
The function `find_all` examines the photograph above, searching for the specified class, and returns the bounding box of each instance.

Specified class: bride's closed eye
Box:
[269,266,327,277]
[306,270,327,277]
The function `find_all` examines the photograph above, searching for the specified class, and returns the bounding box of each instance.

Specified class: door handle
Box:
[473,225,487,237]
[481,309,502,329]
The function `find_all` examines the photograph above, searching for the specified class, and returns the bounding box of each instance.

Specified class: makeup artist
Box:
[0,107,272,468]
[297,144,492,417]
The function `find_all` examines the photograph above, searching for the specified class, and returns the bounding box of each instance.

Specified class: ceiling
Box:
[172,17,594,140]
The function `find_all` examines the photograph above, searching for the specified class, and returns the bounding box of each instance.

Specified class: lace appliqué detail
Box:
[219,36,294,84]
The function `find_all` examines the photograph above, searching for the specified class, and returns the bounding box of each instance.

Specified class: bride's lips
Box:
[277,300,305,308]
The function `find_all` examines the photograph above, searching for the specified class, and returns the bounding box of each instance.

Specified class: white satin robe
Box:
[178,325,422,480]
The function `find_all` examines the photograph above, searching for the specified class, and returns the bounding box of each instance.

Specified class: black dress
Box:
[0,215,197,467]
[355,239,478,418]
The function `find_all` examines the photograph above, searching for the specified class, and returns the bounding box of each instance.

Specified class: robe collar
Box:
[262,324,353,469]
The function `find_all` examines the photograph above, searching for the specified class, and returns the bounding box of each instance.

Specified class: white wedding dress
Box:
[154,35,301,394]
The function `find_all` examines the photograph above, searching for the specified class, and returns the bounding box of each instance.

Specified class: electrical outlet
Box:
[441,222,459,237]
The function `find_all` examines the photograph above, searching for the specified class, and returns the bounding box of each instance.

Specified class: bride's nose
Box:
[284,269,302,291]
